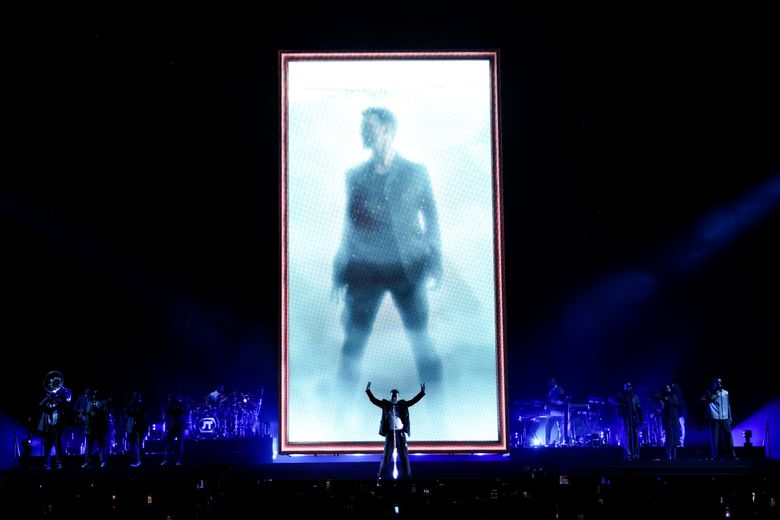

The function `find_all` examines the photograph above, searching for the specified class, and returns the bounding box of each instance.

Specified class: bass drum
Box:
[193,414,220,439]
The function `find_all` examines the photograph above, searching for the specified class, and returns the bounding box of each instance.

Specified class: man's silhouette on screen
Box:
[333,107,443,382]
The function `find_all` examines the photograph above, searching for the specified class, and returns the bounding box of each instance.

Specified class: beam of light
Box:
[667,172,780,275]
[562,271,657,349]
[0,191,274,380]
[733,398,780,460]
[0,414,29,470]
[525,172,780,373]
[0,191,144,292]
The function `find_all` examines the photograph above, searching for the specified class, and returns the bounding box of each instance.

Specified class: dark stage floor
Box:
[2,444,778,519]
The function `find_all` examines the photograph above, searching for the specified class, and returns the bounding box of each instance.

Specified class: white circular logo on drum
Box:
[197,416,219,434]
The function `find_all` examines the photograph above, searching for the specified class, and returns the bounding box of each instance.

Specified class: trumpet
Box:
[44,370,72,402]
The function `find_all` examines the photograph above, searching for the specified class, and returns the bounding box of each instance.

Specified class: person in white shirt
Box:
[701,377,737,460]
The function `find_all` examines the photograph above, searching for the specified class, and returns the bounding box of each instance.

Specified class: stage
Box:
[3,443,778,519]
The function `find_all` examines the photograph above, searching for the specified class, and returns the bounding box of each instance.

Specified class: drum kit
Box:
[190,390,264,440]
[511,396,616,448]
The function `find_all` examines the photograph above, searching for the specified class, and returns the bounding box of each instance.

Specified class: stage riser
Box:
[22,436,274,467]
[509,446,766,462]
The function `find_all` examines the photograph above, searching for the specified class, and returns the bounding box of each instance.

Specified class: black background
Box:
[3,14,779,433]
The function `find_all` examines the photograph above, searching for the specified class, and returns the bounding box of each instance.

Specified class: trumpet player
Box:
[38,371,71,470]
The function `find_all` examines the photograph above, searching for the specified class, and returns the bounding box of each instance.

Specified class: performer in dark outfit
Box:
[73,386,91,427]
[366,382,425,479]
[609,382,643,462]
[123,390,148,467]
[161,393,188,466]
[81,389,111,468]
[671,383,687,447]
[334,107,443,383]
[38,388,68,469]
[660,384,680,460]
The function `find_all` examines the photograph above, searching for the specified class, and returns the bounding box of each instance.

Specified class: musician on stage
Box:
[81,389,112,468]
[206,384,228,409]
[701,377,737,460]
[544,378,568,446]
[37,374,71,470]
[123,390,148,467]
[161,392,188,466]
[73,386,91,426]
[660,384,680,460]
[609,382,643,462]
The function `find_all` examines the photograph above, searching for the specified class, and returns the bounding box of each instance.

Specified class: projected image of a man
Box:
[333,107,443,383]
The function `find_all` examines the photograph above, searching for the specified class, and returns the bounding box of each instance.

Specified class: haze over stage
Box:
[2,12,779,519]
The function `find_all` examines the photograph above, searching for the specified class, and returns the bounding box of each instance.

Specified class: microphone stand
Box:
[393,428,398,479]
[391,403,398,479]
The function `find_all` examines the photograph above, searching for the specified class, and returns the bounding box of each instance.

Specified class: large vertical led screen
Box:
[281,52,506,452]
